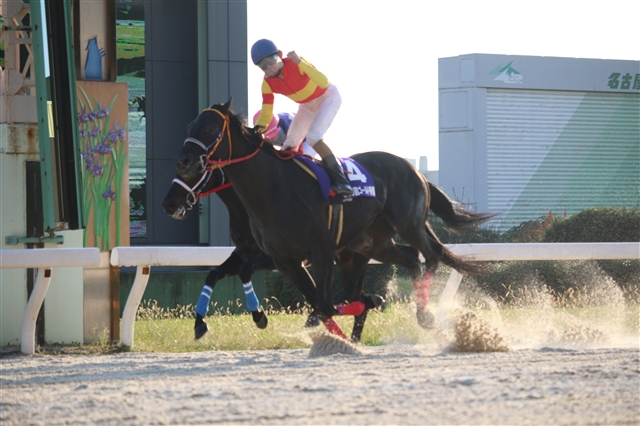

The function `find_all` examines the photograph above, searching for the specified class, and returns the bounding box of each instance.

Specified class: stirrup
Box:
[332,184,353,196]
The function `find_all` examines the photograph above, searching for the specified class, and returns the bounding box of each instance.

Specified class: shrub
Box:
[543,207,640,243]
[501,211,564,243]
[428,214,502,244]
[476,207,640,305]
[542,207,640,300]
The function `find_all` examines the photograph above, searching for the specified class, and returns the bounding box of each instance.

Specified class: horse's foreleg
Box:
[194,250,245,339]
[351,309,368,343]
[334,251,369,302]
[310,249,352,340]
[239,254,275,329]
[273,257,348,340]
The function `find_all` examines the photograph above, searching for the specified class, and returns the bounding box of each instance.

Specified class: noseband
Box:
[172,168,232,210]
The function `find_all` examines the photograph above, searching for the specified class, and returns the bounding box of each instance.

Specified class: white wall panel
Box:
[486,89,639,231]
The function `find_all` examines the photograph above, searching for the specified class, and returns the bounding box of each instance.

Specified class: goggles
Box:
[257,54,279,71]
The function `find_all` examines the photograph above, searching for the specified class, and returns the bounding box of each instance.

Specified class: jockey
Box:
[250,38,353,196]
[252,111,318,158]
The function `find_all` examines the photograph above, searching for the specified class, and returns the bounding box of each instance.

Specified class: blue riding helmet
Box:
[251,39,279,65]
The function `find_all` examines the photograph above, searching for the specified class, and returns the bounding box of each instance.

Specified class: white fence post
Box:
[436,269,463,330]
[111,247,234,348]
[120,265,151,348]
[0,248,101,354]
[20,267,52,355]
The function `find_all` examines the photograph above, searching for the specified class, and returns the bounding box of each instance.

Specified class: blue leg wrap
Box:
[243,281,260,312]
[195,285,213,317]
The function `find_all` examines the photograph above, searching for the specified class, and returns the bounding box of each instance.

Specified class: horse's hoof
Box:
[252,310,268,329]
[363,293,385,310]
[195,322,209,340]
[416,306,436,330]
[305,313,321,328]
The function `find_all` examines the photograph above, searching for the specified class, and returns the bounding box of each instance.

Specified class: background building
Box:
[0,0,249,346]
[438,54,639,231]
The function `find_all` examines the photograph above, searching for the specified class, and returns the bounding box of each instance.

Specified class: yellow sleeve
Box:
[255,103,274,130]
[255,81,275,130]
[298,58,330,89]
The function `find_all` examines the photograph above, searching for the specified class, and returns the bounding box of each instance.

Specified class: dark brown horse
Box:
[173,100,491,338]
[162,168,383,342]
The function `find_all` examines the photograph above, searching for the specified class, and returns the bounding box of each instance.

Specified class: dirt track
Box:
[1,343,638,425]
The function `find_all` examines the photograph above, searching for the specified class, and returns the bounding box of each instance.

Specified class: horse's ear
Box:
[209,98,233,111]
[221,98,232,113]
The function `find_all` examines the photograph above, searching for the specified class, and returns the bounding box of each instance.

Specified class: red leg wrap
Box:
[413,271,433,307]
[323,317,348,340]
[335,301,365,316]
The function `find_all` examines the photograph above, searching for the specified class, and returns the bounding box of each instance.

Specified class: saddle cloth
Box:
[293,155,376,203]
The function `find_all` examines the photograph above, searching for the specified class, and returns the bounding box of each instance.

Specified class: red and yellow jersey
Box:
[255,57,330,129]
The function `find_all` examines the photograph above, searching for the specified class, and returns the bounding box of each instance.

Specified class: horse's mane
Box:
[218,106,282,159]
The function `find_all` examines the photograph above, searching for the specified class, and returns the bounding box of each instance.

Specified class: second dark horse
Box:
[162,167,384,342]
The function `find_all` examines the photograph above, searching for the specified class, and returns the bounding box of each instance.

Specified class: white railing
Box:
[111,242,639,348]
[436,242,639,328]
[3,243,636,353]
[0,248,102,355]
[110,247,234,348]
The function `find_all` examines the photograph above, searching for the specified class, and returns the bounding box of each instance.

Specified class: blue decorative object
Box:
[85,36,106,80]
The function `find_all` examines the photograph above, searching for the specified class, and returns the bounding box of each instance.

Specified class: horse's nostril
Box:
[181,159,190,166]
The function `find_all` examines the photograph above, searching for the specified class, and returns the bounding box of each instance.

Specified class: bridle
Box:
[176,108,268,210]
[182,108,264,173]
[171,168,232,210]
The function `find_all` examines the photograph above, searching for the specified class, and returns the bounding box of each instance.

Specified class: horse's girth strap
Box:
[293,157,342,244]
[327,203,343,246]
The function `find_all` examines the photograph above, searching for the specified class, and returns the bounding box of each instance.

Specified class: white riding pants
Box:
[282,84,342,150]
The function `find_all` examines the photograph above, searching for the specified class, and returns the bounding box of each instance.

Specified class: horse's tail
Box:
[427,180,496,229]
[424,221,487,276]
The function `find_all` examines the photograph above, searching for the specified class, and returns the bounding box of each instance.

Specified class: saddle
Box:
[292,155,376,244]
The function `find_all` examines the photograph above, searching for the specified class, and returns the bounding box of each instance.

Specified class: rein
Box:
[184,108,302,172]
[202,108,264,168]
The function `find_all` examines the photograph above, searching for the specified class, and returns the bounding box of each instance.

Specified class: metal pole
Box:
[30,0,56,232]
[197,0,210,244]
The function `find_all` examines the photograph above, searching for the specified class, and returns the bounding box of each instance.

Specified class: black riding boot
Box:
[323,154,353,196]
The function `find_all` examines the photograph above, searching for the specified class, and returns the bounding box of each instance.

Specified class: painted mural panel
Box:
[77,81,130,249]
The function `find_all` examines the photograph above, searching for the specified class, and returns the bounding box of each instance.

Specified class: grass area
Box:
[4,300,636,356]
[131,302,436,353]
[127,302,639,353]
[116,20,144,59]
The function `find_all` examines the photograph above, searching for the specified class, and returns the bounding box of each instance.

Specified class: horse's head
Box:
[175,98,265,181]
[174,99,234,181]
[162,167,229,220]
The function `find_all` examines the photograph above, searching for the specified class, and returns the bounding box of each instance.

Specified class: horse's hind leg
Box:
[373,238,437,330]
